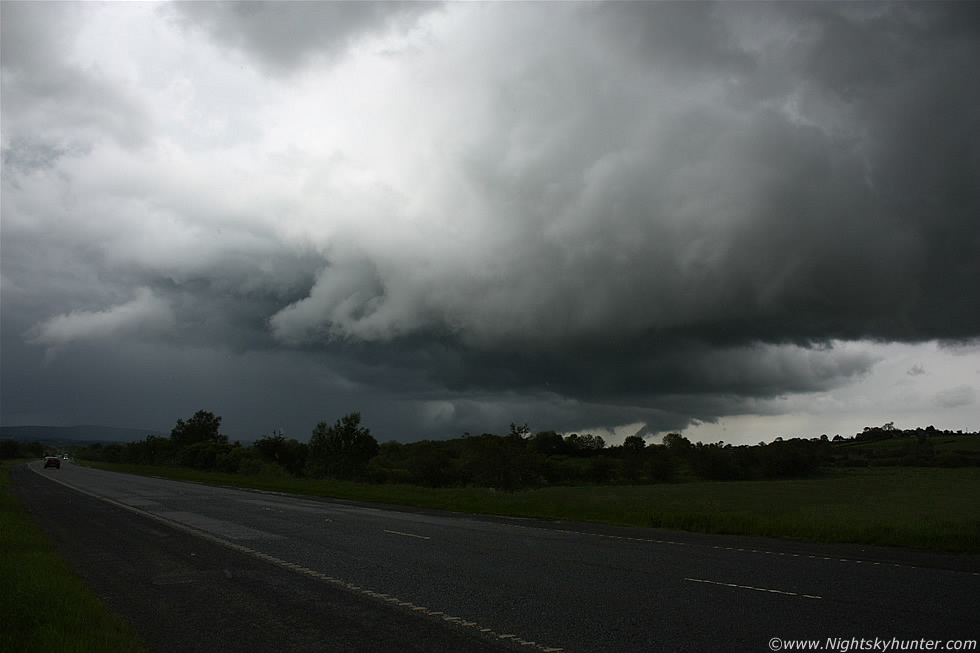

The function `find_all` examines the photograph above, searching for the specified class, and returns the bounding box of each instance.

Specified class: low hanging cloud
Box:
[907,364,926,377]
[28,287,174,351]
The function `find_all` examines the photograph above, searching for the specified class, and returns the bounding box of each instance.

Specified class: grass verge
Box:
[0,461,147,653]
[87,462,980,553]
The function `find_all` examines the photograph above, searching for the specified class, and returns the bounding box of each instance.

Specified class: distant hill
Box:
[0,424,165,443]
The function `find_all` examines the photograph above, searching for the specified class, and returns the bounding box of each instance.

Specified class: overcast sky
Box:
[2,1,978,446]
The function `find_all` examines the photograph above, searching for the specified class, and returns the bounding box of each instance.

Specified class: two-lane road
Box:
[13,462,979,652]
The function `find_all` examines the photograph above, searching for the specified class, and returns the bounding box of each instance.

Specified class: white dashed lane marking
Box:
[685,577,822,599]
[384,529,432,540]
[501,522,980,576]
[31,465,563,652]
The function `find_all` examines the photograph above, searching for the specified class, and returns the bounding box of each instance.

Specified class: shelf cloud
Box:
[2,2,977,443]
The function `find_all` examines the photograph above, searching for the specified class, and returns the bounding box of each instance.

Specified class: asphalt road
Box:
[12,461,980,652]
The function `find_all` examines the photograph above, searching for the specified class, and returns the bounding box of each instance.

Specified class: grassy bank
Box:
[87,462,980,553]
[0,461,147,653]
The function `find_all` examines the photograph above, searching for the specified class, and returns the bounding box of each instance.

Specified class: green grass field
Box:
[828,433,980,468]
[0,461,147,653]
[86,462,980,553]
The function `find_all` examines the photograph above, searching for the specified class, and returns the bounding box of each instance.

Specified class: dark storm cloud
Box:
[594,0,753,77]
[2,227,324,357]
[578,2,980,344]
[256,1,978,434]
[2,2,978,442]
[261,1,980,350]
[166,1,440,73]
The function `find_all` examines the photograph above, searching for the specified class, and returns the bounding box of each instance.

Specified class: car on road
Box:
[43,456,61,469]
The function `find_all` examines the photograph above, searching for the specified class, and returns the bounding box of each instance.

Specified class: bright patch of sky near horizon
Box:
[680,342,979,445]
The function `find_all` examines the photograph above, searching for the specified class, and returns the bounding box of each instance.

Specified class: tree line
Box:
[58,409,829,489]
[18,412,975,490]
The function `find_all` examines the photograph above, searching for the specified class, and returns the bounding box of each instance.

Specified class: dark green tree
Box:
[253,430,287,462]
[662,432,692,452]
[619,435,646,482]
[122,435,174,465]
[622,435,646,452]
[405,440,460,488]
[460,433,530,490]
[530,430,570,455]
[175,440,231,470]
[367,441,411,484]
[565,433,605,452]
[253,430,307,476]
[0,439,20,459]
[307,412,379,480]
[170,410,227,447]
[645,445,676,482]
